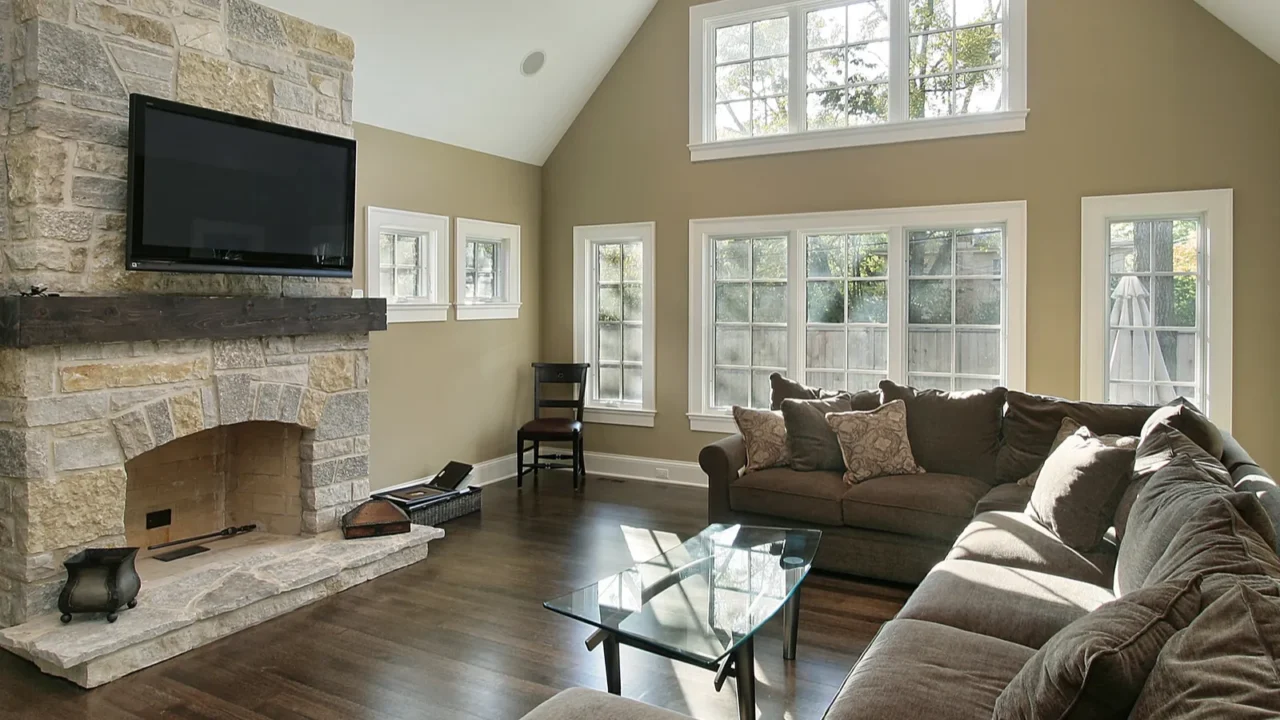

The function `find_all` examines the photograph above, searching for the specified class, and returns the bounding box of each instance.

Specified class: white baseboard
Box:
[378,451,707,493]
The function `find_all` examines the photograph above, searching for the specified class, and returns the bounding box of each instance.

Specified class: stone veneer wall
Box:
[0,0,356,297]
[0,333,372,627]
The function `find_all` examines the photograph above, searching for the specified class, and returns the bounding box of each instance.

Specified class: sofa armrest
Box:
[700,434,746,522]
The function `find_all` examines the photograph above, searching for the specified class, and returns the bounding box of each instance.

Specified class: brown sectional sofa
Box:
[524,386,1280,719]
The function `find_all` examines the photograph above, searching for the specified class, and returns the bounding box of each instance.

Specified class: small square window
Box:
[366,208,450,323]
[456,219,521,321]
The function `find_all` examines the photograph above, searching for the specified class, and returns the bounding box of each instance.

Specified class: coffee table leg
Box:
[734,637,755,720]
[782,586,801,661]
[603,632,621,695]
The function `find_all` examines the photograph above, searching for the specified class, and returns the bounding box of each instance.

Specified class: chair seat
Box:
[520,417,583,437]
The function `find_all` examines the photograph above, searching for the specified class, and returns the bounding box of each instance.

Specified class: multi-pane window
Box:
[593,241,645,405]
[689,203,1026,431]
[714,16,791,140]
[712,236,789,409]
[907,227,1004,391]
[1104,218,1201,406]
[379,232,431,302]
[805,233,890,390]
[691,0,1024,161]
[908,0,1004,119]
[806,2,890,129]
[464,239,502,302]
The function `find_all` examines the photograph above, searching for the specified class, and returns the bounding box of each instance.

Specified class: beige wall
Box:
[540,0,1280,469]
[355,123,542,490]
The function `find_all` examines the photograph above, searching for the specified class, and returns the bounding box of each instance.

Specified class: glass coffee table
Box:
[544,524,821,720]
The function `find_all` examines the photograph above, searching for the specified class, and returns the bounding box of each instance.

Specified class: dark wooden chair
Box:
[517,363,589,492]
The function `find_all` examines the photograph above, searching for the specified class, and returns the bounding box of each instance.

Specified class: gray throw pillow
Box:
[768,373,845,411]
[1140,397,1224,460]
[780,397,854,472]
[1029,426,1137,552]
[1130,582,1280,719]
[993,577,1203,720]
[1019,417,1137,487]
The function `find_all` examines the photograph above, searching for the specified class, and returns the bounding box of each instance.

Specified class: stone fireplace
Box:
[0,0,445,689]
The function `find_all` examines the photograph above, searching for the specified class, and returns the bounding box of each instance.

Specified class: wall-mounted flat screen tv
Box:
[126,94,356,278]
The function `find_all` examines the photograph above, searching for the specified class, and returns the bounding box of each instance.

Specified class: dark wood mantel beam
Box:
[0,296,388,348]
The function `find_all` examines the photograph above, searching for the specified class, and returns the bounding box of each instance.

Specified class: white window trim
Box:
[688,200,1026,433]
[573,222,658,427]
[455,218,522,321]
[365,206,450,323]
[1080,190,1233,430]
[688,0,1028,163]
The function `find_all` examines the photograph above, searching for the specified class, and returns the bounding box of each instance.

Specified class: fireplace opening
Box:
[124,422,304,559]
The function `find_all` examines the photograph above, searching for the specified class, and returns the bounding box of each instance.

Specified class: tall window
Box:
[690,0,1026,162]
[455,218,521,321]
[574,223,657,427]
[365,207,449,323]
[907,227,1004,391]
[712,236,789,409]
[688,202,1026,432]
[1081,191,1232,428]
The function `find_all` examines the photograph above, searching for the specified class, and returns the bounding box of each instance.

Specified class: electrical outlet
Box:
[655,468,670,480]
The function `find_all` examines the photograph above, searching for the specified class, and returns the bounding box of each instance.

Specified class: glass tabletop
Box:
[544,524,822,666]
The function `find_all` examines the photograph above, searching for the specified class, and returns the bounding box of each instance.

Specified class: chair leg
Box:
[516,436,524,488]
[533,441,540,482]
[576,435,586,493]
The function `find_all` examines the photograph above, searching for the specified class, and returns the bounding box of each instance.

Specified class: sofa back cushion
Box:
[1140,398,1224,460]
[878,380,1006,483]
[781,396,854,472]
[1114,423,1233,545]
[1114,454,1258,596]
[1129,582,1280,719]
[1143,495,1280,602]
[769,373,862,410]
[997,391,1155,485]
[993,576,1202,720]
[1029,426,1138,552]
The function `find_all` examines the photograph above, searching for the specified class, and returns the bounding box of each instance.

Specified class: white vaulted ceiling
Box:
[261,0,658,166]
[1196,0,1280,65]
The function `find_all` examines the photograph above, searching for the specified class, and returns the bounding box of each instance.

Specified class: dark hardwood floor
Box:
[0,474,909,720]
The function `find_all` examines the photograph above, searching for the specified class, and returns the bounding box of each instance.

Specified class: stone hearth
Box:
[0,526,442,687]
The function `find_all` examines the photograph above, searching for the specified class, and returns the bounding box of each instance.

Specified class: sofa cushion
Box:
[1143,495,1280,599]
[1236,471,1280,553]
[1115,423,1233,546]
[826,619,1034,720]
[520,688,691,720]
[996,391,1155,484]
[1130,582,1280,719]
[769,372,871,410]
[728,468,846,526]
[878,380,1006,483]
[947,511,1117,587]
[1141,397,1224,460]
[826,400,925,485]
[898,559,1114,649]
[993,576,1202,720]
[974,483,1033,516]
[732,406,790,472]
[1116,454,1266,596]
[780,396,853,472]
[1029,426,1138,552]
[841,473,990,541]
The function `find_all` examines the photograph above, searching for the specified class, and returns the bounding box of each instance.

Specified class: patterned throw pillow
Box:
[1018,417,1138,487]
[825,400,925,485]
[732,406,790,472]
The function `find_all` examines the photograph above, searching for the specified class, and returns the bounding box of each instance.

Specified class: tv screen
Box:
[126,94,356,278]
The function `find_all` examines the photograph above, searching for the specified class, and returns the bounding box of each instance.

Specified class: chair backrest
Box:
[532,363,590,422]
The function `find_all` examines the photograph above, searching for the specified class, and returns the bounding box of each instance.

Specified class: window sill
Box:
[585,406,656,427]
[456,302,521,321]
[687,412,737,434]
[689,110,1029,163]
[387,303,449,324]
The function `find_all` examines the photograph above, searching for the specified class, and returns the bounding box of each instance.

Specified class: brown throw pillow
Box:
[1029,426,1138,552]
[1018,417,1138,487]
[732,406,790,472]
[993,577,1202,720]
[1130,582,1280,719]
[878,380,1005,482]
[1141,397,1224,460]
[825,400,924,485]
[780,397,854,472]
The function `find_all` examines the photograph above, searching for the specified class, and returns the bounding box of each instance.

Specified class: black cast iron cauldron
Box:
[58,548,141,624]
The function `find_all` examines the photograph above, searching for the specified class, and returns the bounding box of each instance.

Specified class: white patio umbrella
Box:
[1109,276,1175,404]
